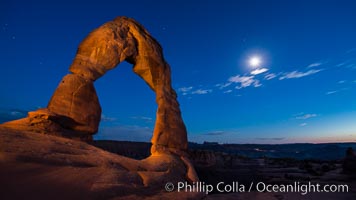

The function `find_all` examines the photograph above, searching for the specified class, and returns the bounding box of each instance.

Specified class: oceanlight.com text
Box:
[165,181,349,195]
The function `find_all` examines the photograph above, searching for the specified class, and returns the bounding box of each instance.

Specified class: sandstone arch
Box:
[3,17,188,154]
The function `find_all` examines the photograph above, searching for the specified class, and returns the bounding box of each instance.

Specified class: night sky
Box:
[1,0,356,144]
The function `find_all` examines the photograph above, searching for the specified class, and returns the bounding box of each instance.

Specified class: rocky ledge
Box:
[0,126,203,200]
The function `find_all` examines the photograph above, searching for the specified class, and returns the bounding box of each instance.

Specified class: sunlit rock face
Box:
[2,17,188,154]
[47,74,101,134]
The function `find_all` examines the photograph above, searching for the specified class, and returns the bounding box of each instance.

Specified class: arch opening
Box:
[94,61,156,144]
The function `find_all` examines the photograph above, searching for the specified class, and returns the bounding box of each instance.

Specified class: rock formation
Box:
[0,17,200,199]
[0,127,203,199]
[2,16,188,155]
[343,147,356,174]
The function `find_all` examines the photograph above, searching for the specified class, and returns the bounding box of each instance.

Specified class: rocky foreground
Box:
[1,127,355,200]
[0,127,203,200]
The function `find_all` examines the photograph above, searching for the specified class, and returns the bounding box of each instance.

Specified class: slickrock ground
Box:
[0,127,203,200]
[1,128,355,200]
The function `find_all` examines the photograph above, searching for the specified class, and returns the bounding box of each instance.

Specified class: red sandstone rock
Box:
[0,127,203,199]
[47,74,101,134]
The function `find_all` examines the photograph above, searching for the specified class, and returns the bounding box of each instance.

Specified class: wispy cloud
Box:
[336,62,346,67]
[178,86,213,95]
[279,69,322,80]
[0,108,28,124]
[215,82,232,89]
[300,123,307,127]
[336,59,356,70]
[229,75,261,89]
[178,86,193,92]
[307,62,323,68]
[251,68,268,75]
[345,63,356,69]
[192,89,212,95]
[223,90,232,93]
[101,114,117,122]
[338,80,346,84]
[131,116,153,123]
[264,73,276,80]
[10,111,25,116]
[204,131,226,136]
[295,113,317,120]
[255,137,285,141]
[326,90,337,95]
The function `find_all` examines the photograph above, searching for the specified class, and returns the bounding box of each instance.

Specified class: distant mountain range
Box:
[92,140,356,161]
[188,142,356,160]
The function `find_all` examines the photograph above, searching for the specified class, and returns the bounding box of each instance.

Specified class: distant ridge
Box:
[93,140,356,160]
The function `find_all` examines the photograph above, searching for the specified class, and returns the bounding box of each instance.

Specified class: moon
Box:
[249,56,262,67]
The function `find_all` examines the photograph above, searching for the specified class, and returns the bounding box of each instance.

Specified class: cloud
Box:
[191,89,212,94]
[279,69,322,80]
[326,91,337,95]
[178,86,212,95]
[223,90,232,93]
[96,125,153,142]
[204,131,226,136]
[335,60,356,69]
[215,82,232,89]
[338,80,346,84]
[300,123,307,126]
[250,68,268,75]
[131,116,153,123]
[264,73,276,80]
[255,137,285,141]
[101,114,117,122]
[0,108,28,123]
[10,111,24,116]
[178,86,193,92]
[252,80,262,88]
[307,62,323,68]
[228,75,261,89]
[345,63,356,69]
[336,62,346,67]
[295,113,317,120]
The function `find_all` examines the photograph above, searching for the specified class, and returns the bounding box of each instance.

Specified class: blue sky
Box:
[1,0,356,144]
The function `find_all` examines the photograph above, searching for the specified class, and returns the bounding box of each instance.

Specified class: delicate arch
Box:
[46,17,188,153]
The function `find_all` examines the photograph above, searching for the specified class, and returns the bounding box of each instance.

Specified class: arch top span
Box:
[70,17,166,89]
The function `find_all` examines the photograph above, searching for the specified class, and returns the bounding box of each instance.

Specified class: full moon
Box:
[249,56,262,67]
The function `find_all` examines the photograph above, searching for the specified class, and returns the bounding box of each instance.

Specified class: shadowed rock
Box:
[0,127,203,199]
[343,147,356,174]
